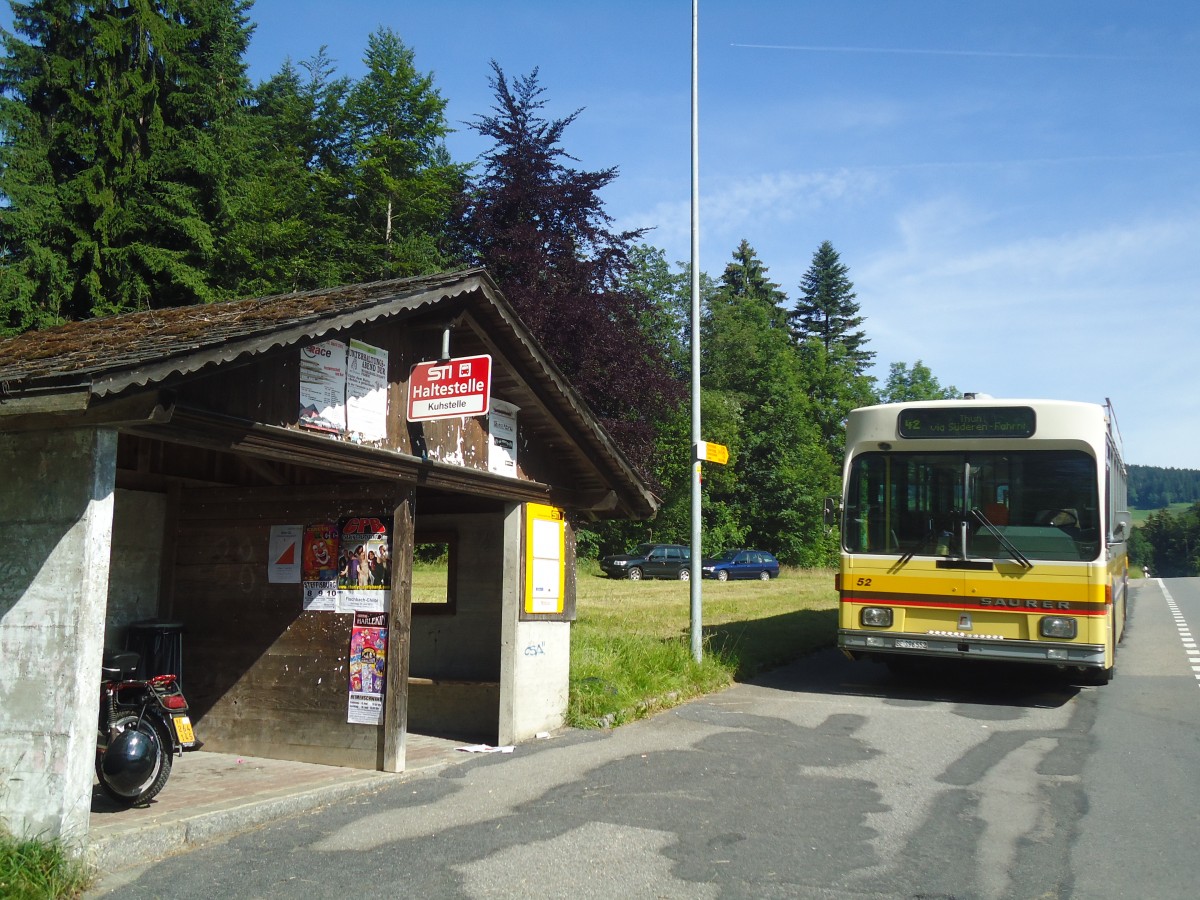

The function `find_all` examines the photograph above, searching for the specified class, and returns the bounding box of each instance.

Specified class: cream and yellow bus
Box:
[836,397,1129,684]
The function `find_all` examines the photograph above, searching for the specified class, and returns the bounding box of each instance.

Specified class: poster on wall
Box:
[301,522,340,611]
[337,516,391,613]
[299,340,347,434]
[346,339,388,443]
[347,611,388,725]
[267,524,302,583]
[525,503,565,615]
[488,399,520,477]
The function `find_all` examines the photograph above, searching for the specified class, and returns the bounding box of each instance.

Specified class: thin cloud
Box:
[623,168,884,253]
[731,43,1145,62]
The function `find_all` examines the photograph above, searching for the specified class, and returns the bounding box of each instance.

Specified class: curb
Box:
[87,773,397,872]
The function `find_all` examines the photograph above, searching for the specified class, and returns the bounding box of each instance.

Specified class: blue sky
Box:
[243,0,1200,468]
[16,1,1200,467]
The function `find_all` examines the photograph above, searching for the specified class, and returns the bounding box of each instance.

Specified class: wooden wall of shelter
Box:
[108,297,571,765]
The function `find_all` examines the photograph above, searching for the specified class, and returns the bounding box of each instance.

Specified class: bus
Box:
[835,396,1130,684]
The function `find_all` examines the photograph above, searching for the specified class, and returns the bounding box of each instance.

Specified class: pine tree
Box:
[458,62,681,476]
[227,51,357,294]
[344,28,466,280]
[789,240,875,454]
[0,0,91,330]
[622,244,690,379]
[790,240,873,371]
[0,0,256,327]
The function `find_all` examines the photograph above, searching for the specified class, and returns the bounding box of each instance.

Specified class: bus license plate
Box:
[895,639,927,650]
[173,715,195,744]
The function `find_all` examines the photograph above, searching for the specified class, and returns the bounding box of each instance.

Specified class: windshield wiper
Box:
[895,526,938,568]
[970,507,1033,569]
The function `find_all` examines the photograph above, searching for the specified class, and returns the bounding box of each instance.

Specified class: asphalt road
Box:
[90,577,1200,900]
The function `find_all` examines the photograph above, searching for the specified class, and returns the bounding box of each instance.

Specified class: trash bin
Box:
[125,620,185,688]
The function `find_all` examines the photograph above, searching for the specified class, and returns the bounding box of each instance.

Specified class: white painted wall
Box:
[0,428,116,847]
[508,619,570,740]
[499,504,571,745]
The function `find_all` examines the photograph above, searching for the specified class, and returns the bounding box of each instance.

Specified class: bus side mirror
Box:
[823,497,838,531]
[1110,514,1131,541]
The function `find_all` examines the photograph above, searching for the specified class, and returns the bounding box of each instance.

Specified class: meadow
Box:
[567,562,839,727]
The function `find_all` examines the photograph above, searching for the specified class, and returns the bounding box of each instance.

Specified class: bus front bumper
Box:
[838,629,1106,668]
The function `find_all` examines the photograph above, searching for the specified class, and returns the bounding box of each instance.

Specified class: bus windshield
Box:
[844,450,1100,562]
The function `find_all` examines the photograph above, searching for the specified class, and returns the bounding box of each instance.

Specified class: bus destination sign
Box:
[897,406,1036,439]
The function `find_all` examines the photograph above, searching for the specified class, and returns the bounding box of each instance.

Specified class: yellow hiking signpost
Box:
[697,441,729,465]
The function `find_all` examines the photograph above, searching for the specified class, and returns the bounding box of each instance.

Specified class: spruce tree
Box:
[345,28,466,280]
[0,0,255,329]
[229,51,357,293]
[790,240,873,371]
[0,0,90,330]
[789,240,875,454]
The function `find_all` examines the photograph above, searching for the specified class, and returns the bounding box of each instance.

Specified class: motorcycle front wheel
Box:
[96,714,173,806]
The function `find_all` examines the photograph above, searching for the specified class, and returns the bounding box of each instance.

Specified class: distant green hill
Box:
[1128,464,1200,510]
[1131,503,1193,526]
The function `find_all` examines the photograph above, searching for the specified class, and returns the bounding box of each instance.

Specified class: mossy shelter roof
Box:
[0,268,657,520]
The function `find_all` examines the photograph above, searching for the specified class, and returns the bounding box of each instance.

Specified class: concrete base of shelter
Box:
[86,734,469,873]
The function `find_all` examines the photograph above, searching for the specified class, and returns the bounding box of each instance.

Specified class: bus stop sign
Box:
[407,355,492,421]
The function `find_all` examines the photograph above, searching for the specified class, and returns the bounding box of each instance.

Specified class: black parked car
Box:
[701,549,780,581]
[599,543,692,581]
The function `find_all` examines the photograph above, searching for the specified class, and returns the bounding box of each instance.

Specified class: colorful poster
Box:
[347,339,389,443]
[301,522,340,611]
[299,340,347,434]
[347,611,388,725]
[337,516,391,613]
[268,524,302,584]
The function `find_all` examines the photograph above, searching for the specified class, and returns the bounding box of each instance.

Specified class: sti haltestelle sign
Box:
[407,355,492,422]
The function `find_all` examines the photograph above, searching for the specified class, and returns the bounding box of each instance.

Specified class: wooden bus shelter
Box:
[0,269,656,848]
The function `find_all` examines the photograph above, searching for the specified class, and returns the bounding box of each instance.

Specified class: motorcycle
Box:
[96,650,200,806]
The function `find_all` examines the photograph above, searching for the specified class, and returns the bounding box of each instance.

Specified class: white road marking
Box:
[1160,580,1200,688]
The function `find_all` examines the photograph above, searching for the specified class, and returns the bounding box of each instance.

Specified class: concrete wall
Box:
[104,489,166,651]
[499,505,571,745]
[0,428,116,846]
[505,619,570,741]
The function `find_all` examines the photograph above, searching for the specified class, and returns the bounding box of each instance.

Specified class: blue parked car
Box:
[701,549,780,581]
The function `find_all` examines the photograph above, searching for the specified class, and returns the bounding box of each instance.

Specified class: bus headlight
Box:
[861,607,893,627]
[1040,616,1077,639]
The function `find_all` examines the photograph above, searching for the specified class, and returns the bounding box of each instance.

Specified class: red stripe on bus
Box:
[840,592,1107,615]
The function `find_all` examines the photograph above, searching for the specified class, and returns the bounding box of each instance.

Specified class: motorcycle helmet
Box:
[101,727,160,795]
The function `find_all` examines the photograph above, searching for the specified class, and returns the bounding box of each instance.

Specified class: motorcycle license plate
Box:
[172,715,195,744]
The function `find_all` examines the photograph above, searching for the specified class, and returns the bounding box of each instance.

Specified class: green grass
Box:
[1130,503,1193,527]
[568,566,838,727]
[0,830,92,899]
